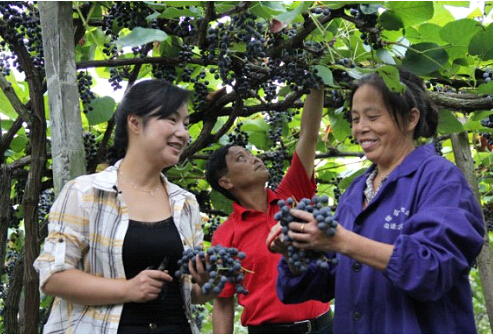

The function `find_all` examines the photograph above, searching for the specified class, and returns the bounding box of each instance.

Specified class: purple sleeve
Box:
[276,256,335,303]
[384,180,484,301]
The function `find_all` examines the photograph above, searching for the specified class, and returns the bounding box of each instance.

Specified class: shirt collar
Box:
[233,188,281,220]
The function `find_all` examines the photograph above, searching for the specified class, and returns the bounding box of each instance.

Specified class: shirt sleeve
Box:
[276,256,335,304]
[384,174,484,301]
[190,198,204,248]
[33,180,90,289]
[211,221,236,298]
[275,151,317,201]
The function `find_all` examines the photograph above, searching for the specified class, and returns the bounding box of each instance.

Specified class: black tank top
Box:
[118,217,188,328]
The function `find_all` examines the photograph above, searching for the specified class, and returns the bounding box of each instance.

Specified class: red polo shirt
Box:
[212,151,330,326]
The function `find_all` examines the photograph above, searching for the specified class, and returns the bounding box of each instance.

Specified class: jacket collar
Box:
[345,143,436,215]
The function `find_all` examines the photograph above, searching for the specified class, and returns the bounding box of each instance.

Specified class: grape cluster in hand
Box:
[275,195,338,272]
[175,245,249,295]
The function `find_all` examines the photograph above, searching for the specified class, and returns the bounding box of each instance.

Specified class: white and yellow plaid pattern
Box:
[34,161,203,333]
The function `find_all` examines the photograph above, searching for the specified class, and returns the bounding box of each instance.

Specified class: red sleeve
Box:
[211,220,236,298]
[275,151,317,202]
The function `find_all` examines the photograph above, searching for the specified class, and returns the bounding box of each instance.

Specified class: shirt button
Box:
[352,262,361,272]
[149,323,157,330]
[353,311,362,321]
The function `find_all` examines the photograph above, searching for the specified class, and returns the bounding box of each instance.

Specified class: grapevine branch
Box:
[197,1,215,50]
[0,116,23,159]
[0,74,34,127]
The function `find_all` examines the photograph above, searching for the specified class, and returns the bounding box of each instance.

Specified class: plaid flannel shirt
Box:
[34,161,203,333]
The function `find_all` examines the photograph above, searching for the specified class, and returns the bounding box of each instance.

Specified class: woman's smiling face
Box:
[351,84,415,170]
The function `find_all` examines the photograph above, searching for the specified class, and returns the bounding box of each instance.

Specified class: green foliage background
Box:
[0,1,492,333]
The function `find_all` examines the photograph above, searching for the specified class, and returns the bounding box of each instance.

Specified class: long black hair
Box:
[107,80,190,165]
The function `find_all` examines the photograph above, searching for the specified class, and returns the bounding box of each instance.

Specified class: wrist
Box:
[120,279,132,303]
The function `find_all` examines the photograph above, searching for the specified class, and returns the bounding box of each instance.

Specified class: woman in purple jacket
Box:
[267,69,485,333]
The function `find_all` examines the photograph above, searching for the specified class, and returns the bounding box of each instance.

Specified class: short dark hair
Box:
[205,144,237,201]
[349,68,439,139]
[107,79,190,165]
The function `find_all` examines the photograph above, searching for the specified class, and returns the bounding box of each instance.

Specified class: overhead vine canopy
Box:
[0,1,493,333]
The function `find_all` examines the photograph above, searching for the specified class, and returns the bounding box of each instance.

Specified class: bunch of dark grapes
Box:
[131,45,148,59]
[483,68,492,82]
[4,248,19,283]
[205,12,266,87]
[433,137,443,156]
[263,150,285,190]
[191,71,211,111]
[172,16,198,38]
[204,216,221,242]
[109,67,123,90]
[349,5,383,50]
[0,2,44,74]
[260,81,278,103]
[175,245,248,295]
[331,177,342,204]
[38,188,54,224]
[102,2,154,36]
[9,205,20,229]
[274,195,338,272]
[0,46,13,76]
[227,122,249,147]
[13,174,27,204]
[268,50,323,92]
[191,305,206,331]
[311,6,332,16]
[263,110,296,189]
[152,63,177,82]
[178,43,194,66]
[480,114,493,129]
[83,131,98,170]
[77,71,96,114]
[205,22,232,85]
[328,89,345,109]
[102,42,119,59]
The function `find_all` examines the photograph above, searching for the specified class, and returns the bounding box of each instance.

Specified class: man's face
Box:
[220,146,270,190]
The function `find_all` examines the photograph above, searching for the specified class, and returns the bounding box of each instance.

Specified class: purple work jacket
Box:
[277,144,484,333]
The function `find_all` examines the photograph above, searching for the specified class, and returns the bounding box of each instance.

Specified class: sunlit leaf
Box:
[314,65,334,87]
[437,109,464,134]
[469,23,493,61]
[440,18,482,46]
[402,42,449,75]
[116,27,169,48]
[387,1,434,27]
[86,97,116,125]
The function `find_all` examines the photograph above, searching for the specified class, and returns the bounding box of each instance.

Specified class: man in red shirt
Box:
[205,87,332,333]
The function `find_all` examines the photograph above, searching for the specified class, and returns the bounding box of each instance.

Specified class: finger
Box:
[288,221,306,233]
[266,225,282,247]
[146,269,173,282]
[288,229,310,243]
[291,240,309,250]
[290,208,315,222]
[195,254,206,272]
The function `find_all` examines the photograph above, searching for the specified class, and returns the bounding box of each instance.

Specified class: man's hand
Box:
[266,223,288,256]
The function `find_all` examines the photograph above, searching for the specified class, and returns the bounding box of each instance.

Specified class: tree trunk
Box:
[39,1,86,197]
[0,165,11,278]
[4,251,24,334]
[451,132,493,332]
